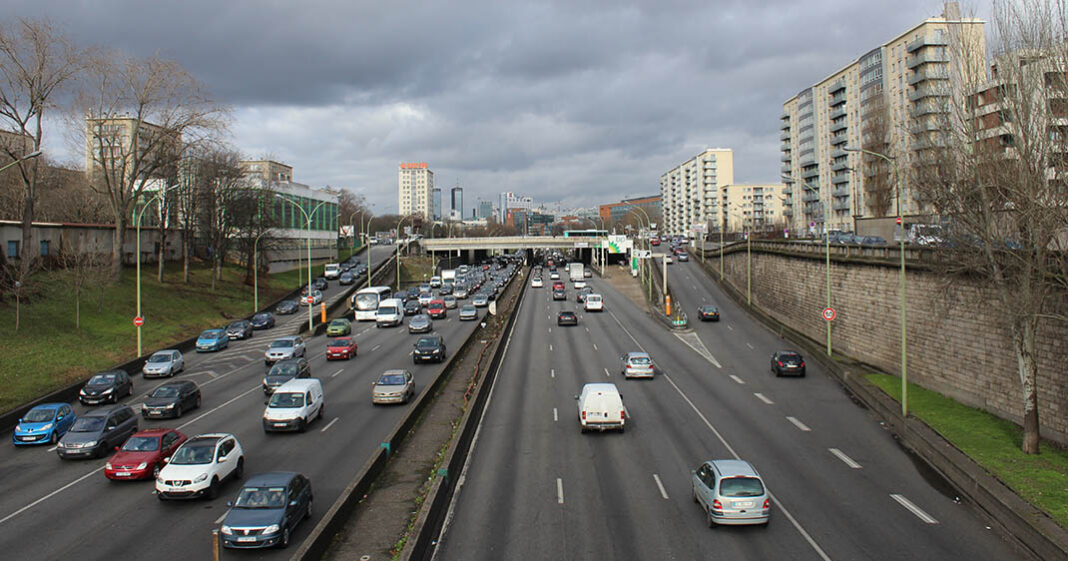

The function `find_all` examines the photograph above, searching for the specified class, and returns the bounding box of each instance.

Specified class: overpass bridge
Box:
[420,236,608,251]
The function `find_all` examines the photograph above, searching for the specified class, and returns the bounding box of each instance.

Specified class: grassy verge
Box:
[0,261,298,414]
[866,373,1068,526]
[399,256,434,287]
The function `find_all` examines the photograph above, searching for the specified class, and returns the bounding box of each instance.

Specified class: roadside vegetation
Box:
[0,262,298,414]
[866,374,1068,526]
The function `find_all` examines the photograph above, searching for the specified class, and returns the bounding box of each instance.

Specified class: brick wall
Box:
[709,244,1068,444]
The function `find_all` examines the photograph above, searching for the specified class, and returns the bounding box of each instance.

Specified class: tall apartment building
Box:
[432,187,442,220]
[477,199,493,219]
[498,192,533,222]
[239,160,293,183]
[85,116,179,184]
[780,3,985,234]
[720,184,789,233]
[450,186,463,221]
[398,162,434,220]
[659,148,734,236]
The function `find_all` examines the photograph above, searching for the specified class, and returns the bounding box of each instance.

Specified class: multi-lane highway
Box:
[0,244,491,559]
[434,257,1019,560]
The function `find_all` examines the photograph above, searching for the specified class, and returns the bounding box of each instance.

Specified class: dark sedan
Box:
[413,335,447,364]
[557,311,578,326]
[263,358,311,394]
[339,272,356,286]
[141,381,202,419]
[276,300,299,315]
[408,314,433,334]
[312,277,328,291]
[697,305,720,322]
[251,312,276,330]
[226,320,254,340]
[79,370,133,405]
[221,472,313,549]
[404,299,422,316]
[771,351,806,377]
[552,288,566,301]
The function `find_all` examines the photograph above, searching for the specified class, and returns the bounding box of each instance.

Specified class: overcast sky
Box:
[15,0,975,215]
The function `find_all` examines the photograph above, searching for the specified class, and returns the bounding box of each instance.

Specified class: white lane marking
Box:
[47,445,58,452]
[727,324,734,331]
[673,331,722,368]
[553,408,558,422]
[214,510,229,524]
[585,327,589,333]
[692,284,697,290]
[890,494,939,524]
[548,328,551,333]
[652,474,669,500]
[371,344,381,352]
[321,417,340,433]
[604,368,611,377]
[551,369,555,378]
[787,416,811,432]
[331,369,343,378]
[556,478,564,504]
[829,448,862,469]
[593,344,598,351]
[0,466,102,525]
[746,342,754,350]
[754,393,774,405]
[729,375,746,385]
[549,344,553,352]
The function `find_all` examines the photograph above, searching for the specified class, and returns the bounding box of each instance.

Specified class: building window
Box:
[7,240,18,258]
[40,240,49,256]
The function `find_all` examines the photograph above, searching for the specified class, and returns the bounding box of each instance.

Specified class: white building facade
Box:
[659,148,735,237]
[398,162,434,220]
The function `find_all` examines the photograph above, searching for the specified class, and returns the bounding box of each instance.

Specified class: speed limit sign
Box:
[822,307,836,321]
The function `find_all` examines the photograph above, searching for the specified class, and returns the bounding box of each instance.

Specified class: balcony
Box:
[907,50,949,69]
[780,111,789,120]
[909,120,943,134]
[829,79,846,94]
[832,173,851,185]
[830,91,847,106]
[833,199,851,211]
[908,68,949,86]
[802,190,821,203]
[908,85,948,102]
[830,132,848,146]
[801,166,820,179]
[830,148,848,159]
[780,119,791,130]
[780,130,791,141]
[832,186,850,197]
[781,142,791,152]
[910,103,946,118]
[781,153,792,162]
[799,154,816,167]
[830,106,847,120]
[831,160,850,172]
[781,164,792,174]
[907,34,949,53]
[830,119,848,133]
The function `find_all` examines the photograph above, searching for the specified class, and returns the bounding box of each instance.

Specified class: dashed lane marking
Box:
[754,392,774,405]
[829,448,862,469]
[787,416,811,432]
[331,369,343,378]
[553,408,558,422]
[891,494,939,524]
[729,375,745,385]
[321,417,340,432]
[556,478,564,504]
[653,474,669,499]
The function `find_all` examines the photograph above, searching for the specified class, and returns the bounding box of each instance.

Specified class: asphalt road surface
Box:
[433,260,1019,561]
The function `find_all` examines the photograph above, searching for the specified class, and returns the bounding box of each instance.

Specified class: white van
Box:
[576,383,627,433]
[262,378,324,432]
[323,263,341,280]
[584,294,603,312]
[375,298,404,328]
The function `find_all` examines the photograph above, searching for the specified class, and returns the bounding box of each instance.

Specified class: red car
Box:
[105,428,187,481]
[428,300,447,319]
[552,281,565,291]
[651,238,660,246]
[326,337,358,360]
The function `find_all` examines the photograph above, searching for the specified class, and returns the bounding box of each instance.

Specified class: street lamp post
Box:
[276,195,331,331]
[396,215,414,290]
[845,146,907,416]
[252,229,269,313]
[134,184,180,357]
[595,216,609,278]
[783,174,832,357]
[361,214,374,288]
[630,206,654,301]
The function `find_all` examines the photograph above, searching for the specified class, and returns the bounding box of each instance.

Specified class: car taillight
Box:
[763,498,770,509]
[620,410,625,420]
[777,361,784,367]
[581,411,586,420]
[712,499,722,511]
[800,361,805,367]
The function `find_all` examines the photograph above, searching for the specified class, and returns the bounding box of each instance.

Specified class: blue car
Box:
[221,472,313,549]
[13,403,76,446]
[196,329,229,352]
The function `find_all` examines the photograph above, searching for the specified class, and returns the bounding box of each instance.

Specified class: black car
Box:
[404,299,422,316]
[251,312,276,330]
[406,286,420,299]
[557,311,578,326]
[226,320,254,340]
[276,300,299,315]
[312,277,328,291]
[142,381,202,419]
[697,305,720,322]
[263,358,311,394]
[576,287,593,303]
[79,370,133,405]
[413,335,447,364]
[771,351,806,377]
[221,472,313,549]
[57,405,138,459]
[339,272,355,286]
[552,288,566,301]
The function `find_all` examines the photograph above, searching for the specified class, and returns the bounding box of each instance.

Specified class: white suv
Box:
[156,433,245,500]
[265,336,305,365]
[584,294,603,312]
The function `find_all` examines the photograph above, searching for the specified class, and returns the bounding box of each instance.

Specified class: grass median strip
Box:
[866,373,1068,527]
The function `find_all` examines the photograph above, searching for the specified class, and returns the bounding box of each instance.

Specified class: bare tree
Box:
[913,0,1068,453]
[60,237,108,330]
[193,147,245,289]
[77,50,228,282]
[860,90,896,217]
[0,19,81,287]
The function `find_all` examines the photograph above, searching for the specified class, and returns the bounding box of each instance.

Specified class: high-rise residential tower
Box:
[398,162,434,220]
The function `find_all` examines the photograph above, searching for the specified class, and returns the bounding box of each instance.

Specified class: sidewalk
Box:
[599,265,648,312]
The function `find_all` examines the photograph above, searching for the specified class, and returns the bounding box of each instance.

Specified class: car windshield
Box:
[23,408,55,422]
[150,386,181,398]
[330,338,352,347]
[200,330,221,338]
[170,443,215,465]
[229,321,246,329]
[270,340,294,349]
[268,392,304,408]
[630,357,651,365]
[378,374,406,386]
[780,353,801,362]
[416,338,438,348]
[253,313,269,321]
[719,477,765,497]
[330,320,347,327]
[234,486,287,509]
[462,306,475,312]
[378,306,398,315]
[148,354,172,363]
[355,294,380,310]
[88,374,116,384]
[70,417,105,432]
[269,363,298,376]
[122,436,161,452]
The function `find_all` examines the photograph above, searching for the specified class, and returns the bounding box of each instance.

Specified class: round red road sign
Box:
[133,316,144,327]
[822,307,836,321]
[896,217,902,225]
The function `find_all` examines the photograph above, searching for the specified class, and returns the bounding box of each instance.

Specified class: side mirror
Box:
[227,501,234,507]
[217,455,227,463]
[114,446,120,451]
[163,457,170,464]
[289,500,298,507]
[573,395,579,400]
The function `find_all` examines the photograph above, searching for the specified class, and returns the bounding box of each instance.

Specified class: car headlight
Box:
[194,473,208,483]
[105,462,112,469]
[101,388,113,394]
[263,524,280,534]
[40,423,53,431]
[83,440,97,447]
[165,403,175,409]
[79,389,87,396]
[220,525,233,535]
[136,462,148,470]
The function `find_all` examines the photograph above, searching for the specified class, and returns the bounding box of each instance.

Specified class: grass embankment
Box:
[398,256,434,288]
[866,373,1068,526]
[0,262,299,414]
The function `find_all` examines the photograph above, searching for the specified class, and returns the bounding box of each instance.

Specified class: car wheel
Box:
[207,477,220,499]
[317,404,324,420]
[707,506,716,528]
[235,457,245,479]
[196,395,202,409]
[279,526,291,549]
[298,418,307,433]
[305,498,313,520]
[49,430,58,444]
[152,463,161,479]
[127,385,133,397]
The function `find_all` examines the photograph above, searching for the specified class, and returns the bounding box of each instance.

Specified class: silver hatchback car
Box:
[372,369,414,405]
[142,349,185,378]
[692,459,770,526]
[621,351,655,379]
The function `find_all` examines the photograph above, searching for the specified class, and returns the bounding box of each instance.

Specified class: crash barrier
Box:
[288,264,526,561]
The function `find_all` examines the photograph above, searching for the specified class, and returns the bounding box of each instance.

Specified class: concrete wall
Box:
[706,243,1068,444]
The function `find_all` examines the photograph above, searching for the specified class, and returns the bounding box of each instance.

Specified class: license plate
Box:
[19,437,33,441]
[735,501,754,508]
[237,537,256,543]
[274,423,287,427]
[115,472,131,477]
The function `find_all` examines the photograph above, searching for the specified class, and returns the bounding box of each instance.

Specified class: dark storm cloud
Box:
[15,0,965,213]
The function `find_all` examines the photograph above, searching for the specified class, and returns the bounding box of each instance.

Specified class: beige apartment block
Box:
[398,162,434,220]
[240,160,293,183]
[780,2,985,235]
[659,148,734,236]
[85,117,178,182]
[719,183,789,233]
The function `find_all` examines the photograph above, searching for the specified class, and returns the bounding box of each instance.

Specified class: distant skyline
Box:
[16,0,986,214]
